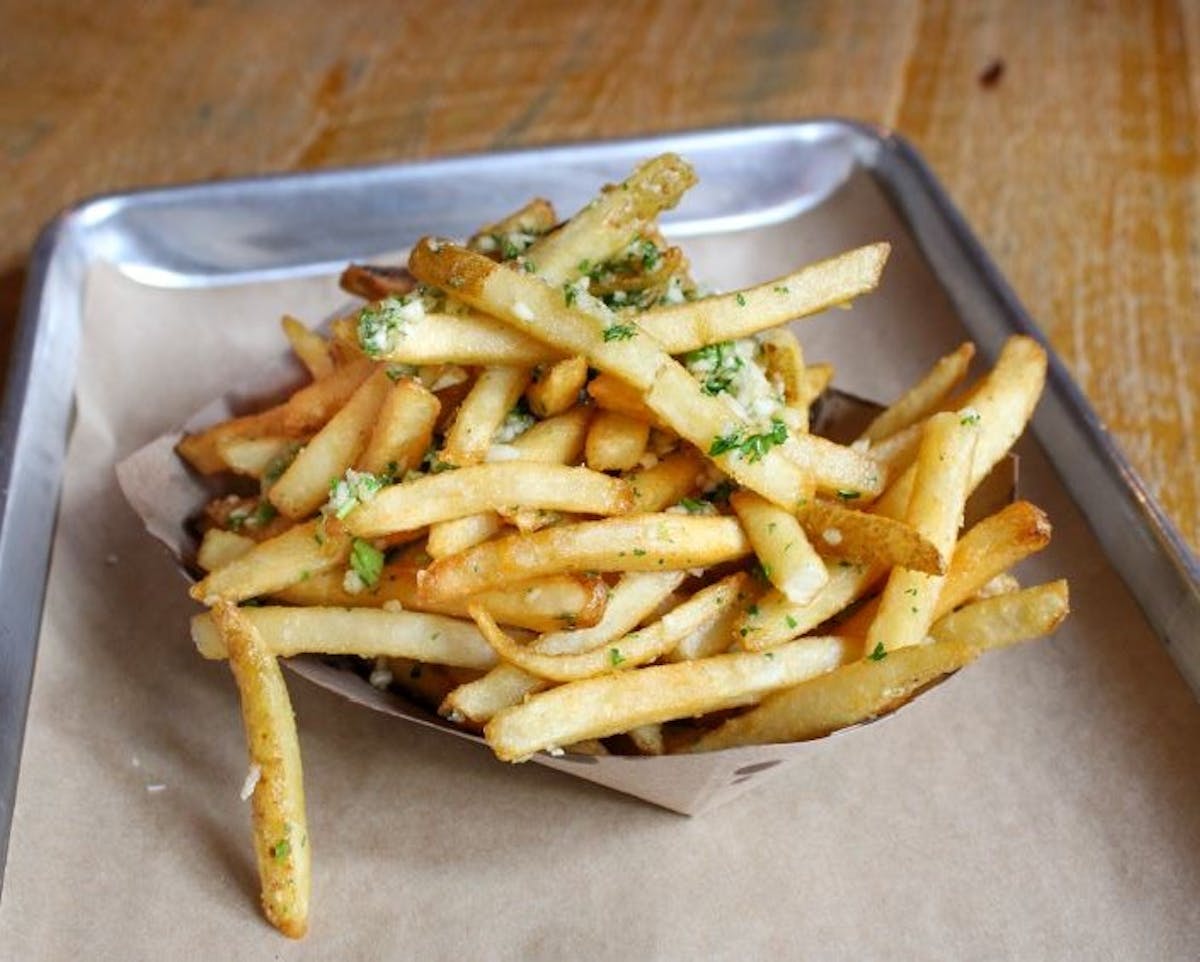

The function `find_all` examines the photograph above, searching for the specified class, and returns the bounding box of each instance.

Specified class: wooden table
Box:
[2,0,1196,549]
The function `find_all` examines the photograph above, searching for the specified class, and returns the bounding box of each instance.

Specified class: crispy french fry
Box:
[441,664,549,726]
[974,572,1022,600]
[177,358,375,474]
[356,376,440,477]
[730,491,827,604]
[502,405,591,463]
[624,448,706,513]
[419,514,752,602]
[627,724,665,755]
[930,580,1069,647]
[637,244,890,352]
[587,372,661,425]
[469,197,557,255]
[442,366,531,466]
[470,573,746,682]
[269,370,391,519]
[211,603,309,939]
[585,410,651,472]
[866,412,978,654]
[690,638,977,751]
[196,528,255,572]
[859,342,975,442]
[281,315,334,380]
[331,311,559,367]
[526,355,588,418]
[872,336,1046,520]
[195,606,499,668]
[345,464,632,537]
[484,636,849,761]
[427,512,505,559]
[737,562,884,652]
[216,437,301,480]
[667,599,742,661]
[192,520,350,605]
[339,263,416,301]
[796,499,943,575]
[757,328,810,430]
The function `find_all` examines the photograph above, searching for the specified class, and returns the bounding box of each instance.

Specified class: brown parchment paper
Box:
[3,171,1199,960]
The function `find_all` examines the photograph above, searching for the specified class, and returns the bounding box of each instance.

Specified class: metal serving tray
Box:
[3,119,1197,888]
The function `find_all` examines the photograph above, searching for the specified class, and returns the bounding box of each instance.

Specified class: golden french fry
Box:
[504,405,592,463]
[859,342,975,442]
[419,514,752,602]
[627,724,666,755]
[730,491,827,604]
[216,437,301,480]
[737,562,884,652]
[442,366,531,466]
[585,410,651,472]
[211,603,310,939]
[637,243,891,352]
[862,419,923,479]
[973,572,1022,600]
[196,528,255,572]
[796,499,943,575]
[281,315,334,380]
[667,600,743,662]
[468,197,557,255]
[192,520,350,605]
[177,358,375,474]
[526,356,588,418]
[866,412,978,654]
[339,264,416,301]
[356,376,440,477]
[427,512,505,559]
[440,663,549,726]
[330,311,559,367]
[269,370,391,519]
[690,638,977,752]
[757,328,810,429]
[345,463,632,537]
[470,573,746,682]
[872,336,1046,520]
[195,606,499,668]
[624,448,706,513]
[484,636,849,761]
[930,580,1069,647]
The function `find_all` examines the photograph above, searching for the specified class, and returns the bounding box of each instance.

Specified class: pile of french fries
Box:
[178,154,1068,937]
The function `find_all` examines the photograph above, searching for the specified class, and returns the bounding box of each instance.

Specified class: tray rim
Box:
[3,116,1197,891]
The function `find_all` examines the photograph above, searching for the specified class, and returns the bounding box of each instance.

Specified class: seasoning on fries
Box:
[177,153,1068,937]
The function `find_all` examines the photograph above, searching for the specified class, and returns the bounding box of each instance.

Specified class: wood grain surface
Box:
[1,0,1196,549]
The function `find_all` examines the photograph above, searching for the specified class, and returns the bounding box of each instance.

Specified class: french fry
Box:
[526,355,588,418]
[737,562,884,652]
[866,412,977,654]
[195,606,499,669]
[345,463,632,537]
[624,448,706,513]
[872,336,1046,520]
[587,372,661,424]
[441,664,548,726]
[730,491,827,604]
[356,376,440,477]
[484,636,849,761]
[191,520,350,605]
[636,243,891,352]
[331,311,559,367]
[269,370,391,519]
[796,499,943,575]
[211,603,309,939]
[216,436,301,480]
[504,405,591,463]
[627,725,666,755]
[973,572,1022,600]
[859,342,975,442]
[281,315,334,380]
[427,512,505,559]
[930,580,1069,647]
[585,410,651,472]
[176,358,375,474]
[689,638,978,752]
[196,528,255,572]
[419,514,752,602]
[667,600,743,661]
[442,366,531,466]
[339,263,416,301]
[468,197,557,255]
[470,573,746,682]
[757,328,810,429]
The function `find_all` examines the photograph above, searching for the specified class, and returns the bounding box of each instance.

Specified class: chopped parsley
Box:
[682,341,743,396]
[868,642,888,661]
[326,469,385,519]
[609,648,626,667]
[960,409,982,426]
[678,496,711,515]
[385,364,419,382]
[773,285,790,294]
[357,295,425,357]
[709,418,788,463]
[271,839,291,862]
[350,538,384,589]
[785,615,798,629]
[603,323,638,342]
[632,548,647,557]
[836,490,861,501]
[735,292,747,307]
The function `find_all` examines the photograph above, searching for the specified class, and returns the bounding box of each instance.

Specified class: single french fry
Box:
[196,528,255,572]
[974,572,1022,600]
[330,312,559,367]
[427,512,505,559]
[195,606,499,669]
[484,636,849,761]
[211,603,310,939]
[778,433,884,501]
[587,372,661,425]
[802,363,834,405]
[345,464,632,537]
[667,600,743,662]
[636,243,891,352]
[356,377,440,477]
[177,358,375,474]
[585,410,651,472]
[930,580,1069,647]
[627,724,666,755]
[690,638,978,752]
[624,448,706,513]
[862,420,924,479]
[859,342,976,442]
[526,356,588,418]
[524,153,697,284]
[442,366,531,466]
[468,197,557,255]
[419,515,752,602]
[470,573,746,682]
[737,562,884,652]
[269,370,391,519]
[216,437,301,480]
[757,328,810,430]
[339,263,416,301]
[502,405,591,463]
[872,336,1046,520]
[866,412,978,654]
[440,663,549,726]
[192,520,351,605]
[730,491,828,604]
[281,315,334,380]
[796,499,943,575]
